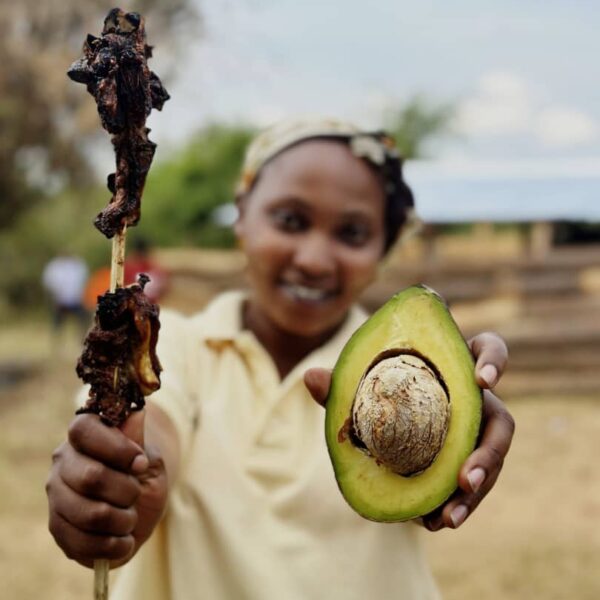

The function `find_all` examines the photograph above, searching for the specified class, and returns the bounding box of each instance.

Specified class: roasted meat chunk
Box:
[76,274,162,426]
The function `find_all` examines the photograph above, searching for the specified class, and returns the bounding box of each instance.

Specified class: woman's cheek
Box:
[342,250,380,294]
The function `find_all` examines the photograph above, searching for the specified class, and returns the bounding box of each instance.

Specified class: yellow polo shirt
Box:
[111,291,441,600]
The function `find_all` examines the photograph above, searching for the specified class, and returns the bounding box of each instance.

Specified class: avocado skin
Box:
[325,285,482,522]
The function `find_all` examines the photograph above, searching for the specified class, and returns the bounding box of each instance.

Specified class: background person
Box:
[82,266,112,313]
[42,252,89,341]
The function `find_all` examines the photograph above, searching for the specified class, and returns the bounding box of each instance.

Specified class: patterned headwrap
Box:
[236,116,421,252]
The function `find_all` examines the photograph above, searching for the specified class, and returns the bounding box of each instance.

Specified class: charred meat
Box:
[76,274,162,426]
[67,8,170,238]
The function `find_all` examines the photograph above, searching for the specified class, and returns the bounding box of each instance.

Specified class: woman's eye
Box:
[271,209,308,232]
[338,223,370,246]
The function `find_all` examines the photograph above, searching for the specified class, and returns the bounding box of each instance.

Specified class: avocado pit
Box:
[351,353,450,476]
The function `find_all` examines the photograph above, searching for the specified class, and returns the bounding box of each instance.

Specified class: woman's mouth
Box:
[279,282,338,303]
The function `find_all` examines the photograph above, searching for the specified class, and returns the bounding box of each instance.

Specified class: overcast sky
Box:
[145,0,600,166]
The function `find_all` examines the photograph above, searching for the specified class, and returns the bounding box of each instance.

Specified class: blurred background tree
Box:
[385,95,455,159]
[0,0,199,315]
[0,0,199,229]
[141,124,255,248]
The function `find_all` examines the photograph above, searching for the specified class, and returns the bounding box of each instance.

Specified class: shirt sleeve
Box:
[147,308,199,458]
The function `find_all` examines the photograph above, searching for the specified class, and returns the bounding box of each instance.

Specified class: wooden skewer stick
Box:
[109,226,127,293]
[94,225,127,600]
[94,558,110,600]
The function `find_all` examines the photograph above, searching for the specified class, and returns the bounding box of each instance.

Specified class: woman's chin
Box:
[272,307,347,340]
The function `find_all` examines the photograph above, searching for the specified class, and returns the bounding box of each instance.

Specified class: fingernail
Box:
[450,504,468,528]
[130,453,149,474]
[467,467,486,493]
[479,364,498,388]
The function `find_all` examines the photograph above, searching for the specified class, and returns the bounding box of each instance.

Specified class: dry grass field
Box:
[1,318,599,600]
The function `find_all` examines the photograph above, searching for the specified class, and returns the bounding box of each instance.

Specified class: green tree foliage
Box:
[385,95,455,159]
[141,125,255,248]
[0,124,254,316]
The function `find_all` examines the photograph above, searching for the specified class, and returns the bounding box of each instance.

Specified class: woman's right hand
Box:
[46,409,168,568]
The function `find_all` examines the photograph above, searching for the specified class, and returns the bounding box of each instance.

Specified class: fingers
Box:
[48,510,135,567]
[422,479,491,532]
[47,413,149,567]
[68,414,148,474]
[468,332,509,388]
[303,368,332,407]
[458,390,515,492]
[127,444,169,548]
[423,390,515,532]
[46,453,138,565]
[54,483,138,536]
[423,335,511,531]
[58,443,142,508]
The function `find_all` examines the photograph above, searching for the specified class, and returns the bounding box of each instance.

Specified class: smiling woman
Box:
[46,116,514,600]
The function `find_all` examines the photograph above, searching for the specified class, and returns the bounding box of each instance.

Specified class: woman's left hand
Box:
[304,331,515,531]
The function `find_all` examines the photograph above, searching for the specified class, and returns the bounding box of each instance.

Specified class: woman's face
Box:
[235,139,386,338]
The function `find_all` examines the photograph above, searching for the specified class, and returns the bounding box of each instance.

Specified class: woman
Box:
[46,118,514,599]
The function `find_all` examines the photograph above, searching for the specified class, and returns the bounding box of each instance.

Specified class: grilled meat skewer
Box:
[68,8,169,238]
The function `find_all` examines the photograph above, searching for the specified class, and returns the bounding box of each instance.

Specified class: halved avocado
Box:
[325,285,482,522]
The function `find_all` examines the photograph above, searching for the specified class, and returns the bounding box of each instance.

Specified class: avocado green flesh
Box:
[325,285,482,522]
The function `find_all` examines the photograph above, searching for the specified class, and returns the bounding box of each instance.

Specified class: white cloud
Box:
[455,70,599,151]
[245,104,288,127]
[349,91,396,130]
[535,107,598,147]
[456,71,534,136]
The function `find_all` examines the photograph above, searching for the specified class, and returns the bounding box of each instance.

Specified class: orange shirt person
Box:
[124,238,169,303]
[83,266,112,312]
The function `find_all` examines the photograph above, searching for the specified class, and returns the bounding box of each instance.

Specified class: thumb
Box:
[304,368,332,408]
[120,410,148,475]
[119,409,146,450]
[469,332,508,389]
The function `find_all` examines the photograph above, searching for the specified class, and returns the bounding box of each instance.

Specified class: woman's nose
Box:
[292,232,336,277]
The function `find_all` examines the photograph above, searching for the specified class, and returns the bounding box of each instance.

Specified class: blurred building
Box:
[404,157,600,258]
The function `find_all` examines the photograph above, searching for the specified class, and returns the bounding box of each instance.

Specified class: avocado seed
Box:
[352,354,450,476]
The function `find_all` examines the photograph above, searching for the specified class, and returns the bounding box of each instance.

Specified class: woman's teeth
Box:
[283,283,332,302]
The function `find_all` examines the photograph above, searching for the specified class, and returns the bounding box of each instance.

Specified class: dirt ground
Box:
[1,322,600,599]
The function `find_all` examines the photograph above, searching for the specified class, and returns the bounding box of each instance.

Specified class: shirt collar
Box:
[195,290,369,372]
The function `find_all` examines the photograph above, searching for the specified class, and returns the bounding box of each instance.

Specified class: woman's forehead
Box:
[258,139,383,197]
[242,143,385,227]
